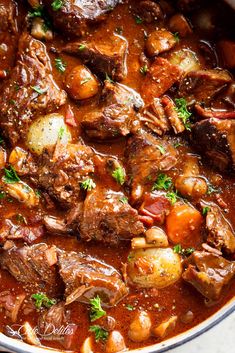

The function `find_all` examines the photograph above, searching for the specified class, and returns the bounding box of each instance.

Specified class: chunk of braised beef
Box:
[141,58,182,105]
[135,1,164,24]
[57,250,128,307]
[80,188,144,244]
[0,291,25,323]
[34,142,94,208]
[141,96,185,135]
[63,34,128,81]
[178,69,232,105]
[40,0,120,37]
[0,34,67,145]
[201,202,235,255]
[191,118,235,171]
[0,243,61,296]
[0,220,44,245]
[125,131,178,202]
[183,251,235,300]
[38,301,77,349]
[81,81,143,140]
[0,0,17,33]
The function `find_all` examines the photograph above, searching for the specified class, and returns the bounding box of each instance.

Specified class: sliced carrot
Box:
[166,203,203,247]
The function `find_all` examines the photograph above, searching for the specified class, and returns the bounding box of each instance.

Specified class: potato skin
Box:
[65,65,99,100]
[127,248,182,288]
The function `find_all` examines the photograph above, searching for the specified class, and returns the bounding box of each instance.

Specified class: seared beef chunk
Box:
[35,142,94,208]
[191,118,235,171]
[202,202,235,255]
[38,302,77,348]
[0,0,17,32]
[0,292,25,322]
[80,188,144,244]
[39,0,120,37]
[58,250,128,306]
[134,1,163,23]
[178,69,232,105]
[81,81,143,140]
[183,251,235,300]
[0,220,44,245]
[125,131,178,201]
[141,96,185,135]
[141,58,182,105]
[63,34,128,81]
[0,244,60,295]
[0,34,67,144]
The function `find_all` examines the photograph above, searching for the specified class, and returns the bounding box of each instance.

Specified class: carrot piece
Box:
[166,203,203,247]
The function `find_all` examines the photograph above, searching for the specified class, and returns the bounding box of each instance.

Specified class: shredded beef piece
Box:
[58,250,128,306]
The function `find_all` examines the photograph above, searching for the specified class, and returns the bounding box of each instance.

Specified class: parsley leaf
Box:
[135,15,143,24]
[58,126,65,139]
[207,183,220,195]
[55,57,66,73]
[0,191,5,199]
[202,206,210,215]
[31,293,56,310]
[112,167,125,185]
[119,196,128,204]
[89,296,106,322]
[28,6,44,18]
[126,304,135,311]
[80,178,96,191]
[78,44,86,51]
[175,98,192,131]
[173,32,180,42]
[166,191,178,205]
[156,145,166,155]
[51,0,63,11]
[105,73,114,83]
[173,244,195,257]
[3,166,20,184]
[89,325,108,342]
[81,77,91,85]
[152,173,172,191]
[139,65,148,75]
[31,85,48,95]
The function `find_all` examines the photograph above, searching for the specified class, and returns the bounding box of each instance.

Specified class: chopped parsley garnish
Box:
[166,191,178,205]
[9,99,16,105]
[55,57,66,73]
[173,32,180,42]
[156,145,166,155]
[105,73,114,83]
[175,98,192,131]
[135,15,143,24]
[126,304,135,311]
[78,44,86,51]
[31,85,47,95]
[173,141,183,148]
[80,178,96,191]
[152,173,172,191]
[173,244,195,257]
[202,206,210,215]
[81,77,91,85]
[89,296,106,322]
[35,190,41,197]
[31,293,56,310]
[207,183,220,195]
[89,325,108,342]
[112,167,125,185]
[28,6,44,18]
[3,166,20,184]
[139,65,148,75]
[15,214,27,224]
[119,196,128,204]
[0,191,5,199]
[58,126,65,139]
[51,0,63,11]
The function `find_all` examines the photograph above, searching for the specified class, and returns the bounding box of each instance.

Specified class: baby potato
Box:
[168,49,200,73]
[128,311,151,342]
[26,113,71,155]
[65,65,99,100]
[127,248,182,289]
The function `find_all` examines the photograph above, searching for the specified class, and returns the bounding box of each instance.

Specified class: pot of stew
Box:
[0,0,234,352]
